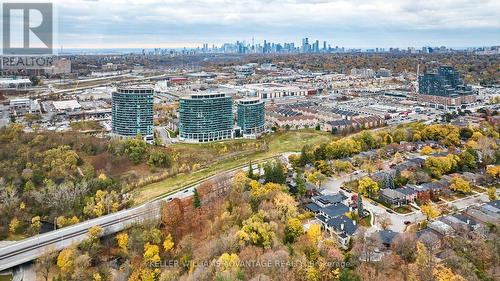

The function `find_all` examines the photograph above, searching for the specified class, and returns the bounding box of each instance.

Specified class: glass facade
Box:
[418,66,473,97]
[237,98,265,136]
[179,93,233,142]
[112,87,154,141]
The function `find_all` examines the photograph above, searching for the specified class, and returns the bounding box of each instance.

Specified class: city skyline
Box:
[33,0,500,49]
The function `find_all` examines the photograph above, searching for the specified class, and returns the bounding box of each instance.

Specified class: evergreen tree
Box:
[263,161,286,184]
[357,194,364,217]
[297,173,306,196]
[394,169,406,188]
[193,188,201,208]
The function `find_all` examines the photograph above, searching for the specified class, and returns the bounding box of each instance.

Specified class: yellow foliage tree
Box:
[486,165,500,178]
[143,243,161,265]
[307,224,322,245]
[433,264,466,281]
[273,192,298,221]
[358,177,379,197]
[217,253,240,273]
[471,131,483,141]
[9,218,20,234]
[56,216,80,228]
[88,225,103,241]
[421,203,440,221]
[237,210,277,249]
[57,247,76,276]
[163,233,174,253]
[449,177,471,193]
[31,216,41,234]
[421,145,434,155]
[487,187,497,201]
[306,265,320,281]
[116,232,129,254]
[307,170,326,187]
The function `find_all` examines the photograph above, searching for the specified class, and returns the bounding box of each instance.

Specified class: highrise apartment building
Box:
[418,66,476,110]
[237,98,266,137]
[179,93,234,142]
[112,86,154,143]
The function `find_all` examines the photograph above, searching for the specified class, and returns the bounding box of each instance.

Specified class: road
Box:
[0,155,279,272]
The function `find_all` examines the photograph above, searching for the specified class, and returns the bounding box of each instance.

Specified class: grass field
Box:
[0,275,13,281]
[132,129,334,204]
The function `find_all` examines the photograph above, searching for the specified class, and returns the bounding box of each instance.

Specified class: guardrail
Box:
[0,154,285,271]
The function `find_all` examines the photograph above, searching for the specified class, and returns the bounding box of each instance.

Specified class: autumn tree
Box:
[57,247,76,277]
[421,203,440,221]
[163,233,175,254]
[358,177,379,197]
[216,253,241,280]
[296,172,306,196]
[307,224,322,245]
[116,232,129,255]
[421,145,434,155]
[416,242,434,281]
[147,149,172,168]
[72,253,91,280]
[30,216,42,235]
[36,249,57,281]
[162,198,184,238]
[284,217,304,244]
[332,160,354,174]
[232,170,250,191]
[143,243,161,264]
[487,187,497,201]
[424,155,459,178]
[449,177,471,194]
[237,210,277,249]
[360,161,376,176]
[273,192,298,221]
[307,170,326,187]
[433,264,466,281]
[378,213,392,230]
[123,137,148,164]
[9,217,20,235]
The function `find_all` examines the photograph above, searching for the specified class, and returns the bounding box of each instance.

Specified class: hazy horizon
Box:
[6,0,500,49]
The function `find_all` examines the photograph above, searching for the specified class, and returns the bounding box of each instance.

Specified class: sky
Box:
[25,0,500,49]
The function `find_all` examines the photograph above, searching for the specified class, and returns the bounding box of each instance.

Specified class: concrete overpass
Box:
[0,155,282,271]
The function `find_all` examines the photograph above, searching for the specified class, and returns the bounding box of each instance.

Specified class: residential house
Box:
[312,193,348,208]
[304,195,357,248]
[379,187,417,207]
[324,215,358,248]
[440,214,485,237]
[372,229,399,249]
[428,220,454,236]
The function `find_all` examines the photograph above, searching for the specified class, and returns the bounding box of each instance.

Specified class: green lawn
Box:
[394,206,413,214]
[0,275,13,281]
[132,129,334,204]
[359,214,372,227]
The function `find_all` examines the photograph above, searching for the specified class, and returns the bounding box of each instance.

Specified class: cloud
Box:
[51,0,500,48]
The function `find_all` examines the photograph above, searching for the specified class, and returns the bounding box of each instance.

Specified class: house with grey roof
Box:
[303,197,357,248]
[379,187,417,207]
[324,215,358,248]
